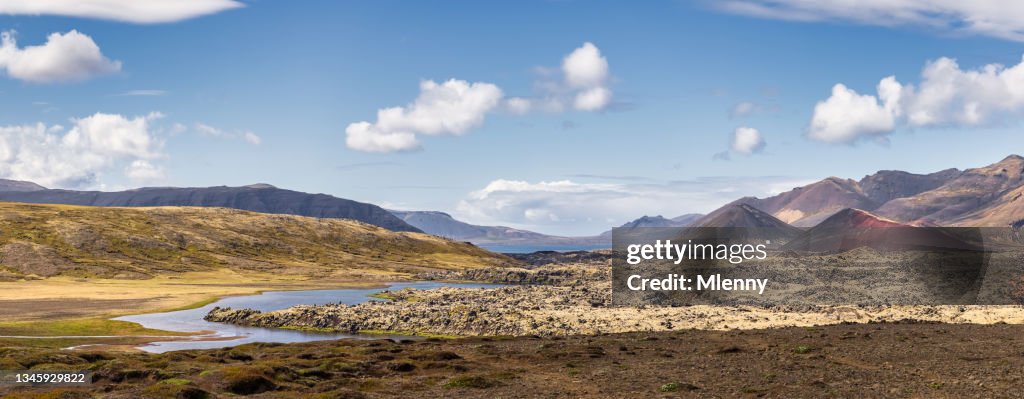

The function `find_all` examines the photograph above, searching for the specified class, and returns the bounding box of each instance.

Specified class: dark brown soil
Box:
[2,321,1024,398]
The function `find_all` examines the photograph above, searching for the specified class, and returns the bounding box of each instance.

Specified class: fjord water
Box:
[115,282,502,353]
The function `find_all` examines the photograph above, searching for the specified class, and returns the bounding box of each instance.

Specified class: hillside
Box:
[692,203,801,231]
[688,203,803,243]
[876,155,1024,226]
[724,169,962,227]
[0,202,514,281]
[782,208,979,252]
[0,182,421,233]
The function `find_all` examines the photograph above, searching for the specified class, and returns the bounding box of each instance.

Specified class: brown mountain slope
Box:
[782,208,977,252]
[0,202,514,281]
[693,203,801,231]
[688,203,804,244]
[947,184,1024,227]
[859,168,962,204]
[875,155,1024,226]
[721,168,960,228]
[746,177,877,227]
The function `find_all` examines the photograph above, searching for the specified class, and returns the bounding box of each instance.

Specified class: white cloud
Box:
[242,131,261,145]
[535,42,614,112]
[455,176,813,236]
[808,82,898,143]
[714,0,1024,42]
[0,0,243,24]
[563,42,609,89]
[194,122,261,145]
[195,123,224,137]
[344,42,614,153]
[573,87,612,111]
[0,112,164,188]
[731,126,766,154]
[345,79,503,153]
[124,159,165,184]
[808,55,1024,144]
[0,30,121,83]
[345,122,421,153]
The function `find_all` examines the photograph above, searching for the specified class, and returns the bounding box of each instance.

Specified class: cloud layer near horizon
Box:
[455,176,812,236]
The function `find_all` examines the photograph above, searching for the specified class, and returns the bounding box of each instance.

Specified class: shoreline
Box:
[0,273,421,351]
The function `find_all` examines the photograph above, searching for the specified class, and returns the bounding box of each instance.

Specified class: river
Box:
[113,281,502,353]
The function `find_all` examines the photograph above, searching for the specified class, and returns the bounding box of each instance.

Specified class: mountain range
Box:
[728,155,1024,228]
[0,183,421,233]
[393,154,1024,245]
[0,154,1022,248]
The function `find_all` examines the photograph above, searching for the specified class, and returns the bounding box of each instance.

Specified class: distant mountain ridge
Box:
[389,210,570,243]
[392,211,706,246]
[724,168,961,227]
[703,154,1024,228]
[0,181,421,233]
[1,154,1021,248]
[875,155,1024,226]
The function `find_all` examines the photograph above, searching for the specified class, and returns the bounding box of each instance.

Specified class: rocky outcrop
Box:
[206,283,610,337]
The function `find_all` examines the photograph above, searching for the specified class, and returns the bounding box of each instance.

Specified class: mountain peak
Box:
[693,203,800,231]
[618,215,675,229]
[989,154,1024,168]
[818,208,905,229]
[0,179,47,192]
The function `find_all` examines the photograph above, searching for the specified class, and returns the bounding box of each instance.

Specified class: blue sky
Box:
[2,1,1024,235]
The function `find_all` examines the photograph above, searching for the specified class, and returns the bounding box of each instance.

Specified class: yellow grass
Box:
[0,268,394,339]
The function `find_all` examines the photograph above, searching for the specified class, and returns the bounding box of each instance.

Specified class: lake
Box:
[114,281,502,353]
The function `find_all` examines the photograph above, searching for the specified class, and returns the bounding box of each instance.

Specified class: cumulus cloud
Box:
[562,43,613,111]
[731,126,766,154]
[563,42,609,88]
[345,79,504,153]
[808,80,899,143]
[714,0,1024,42]
[526,42,614,112]
[573,87,612,111]
[344,43,613,153]
[0,30,121,83]
[124,159,165,184]
[0,0,243,24]
[455,176,813,236]
[194,122,262,145]
[808,55,1024,144]
[0,112,164,188]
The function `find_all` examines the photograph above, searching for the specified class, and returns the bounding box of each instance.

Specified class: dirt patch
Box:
[0,298,161,321]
